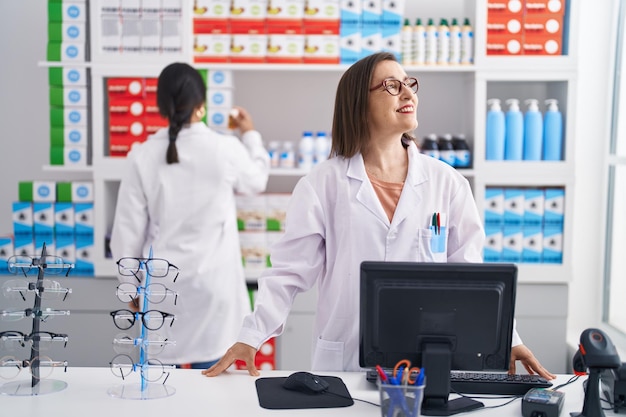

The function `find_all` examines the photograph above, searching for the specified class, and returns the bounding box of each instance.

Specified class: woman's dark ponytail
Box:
[156,63,207,165]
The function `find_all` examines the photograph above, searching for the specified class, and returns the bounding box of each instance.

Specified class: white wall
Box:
[0,1,622,358]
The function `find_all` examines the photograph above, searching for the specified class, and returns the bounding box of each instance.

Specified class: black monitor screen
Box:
[359,261,517,415]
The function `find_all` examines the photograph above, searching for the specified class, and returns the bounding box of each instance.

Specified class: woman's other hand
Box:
[230,106,255,134]
[509,344,557,380]
[201,342,259,377]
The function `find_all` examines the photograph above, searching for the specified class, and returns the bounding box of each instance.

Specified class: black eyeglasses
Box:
[0,331,69,351]
[369,77,419,96]
[116,257,179,282]
[110,309,175,331]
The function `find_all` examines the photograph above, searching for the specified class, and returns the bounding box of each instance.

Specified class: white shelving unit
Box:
[39,0,577,372]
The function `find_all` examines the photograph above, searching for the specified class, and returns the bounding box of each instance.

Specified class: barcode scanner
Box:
[571,328,622,417]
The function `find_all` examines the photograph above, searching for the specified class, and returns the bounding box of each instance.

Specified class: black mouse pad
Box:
[255,375,354,409]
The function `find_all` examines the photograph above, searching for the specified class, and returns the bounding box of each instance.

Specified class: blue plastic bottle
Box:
[504,98,523,160]
[486,98,505,160]
[543,99,563,160]
[523,99,543,160]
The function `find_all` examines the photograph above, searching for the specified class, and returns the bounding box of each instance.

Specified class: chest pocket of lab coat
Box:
[415,227,448,262]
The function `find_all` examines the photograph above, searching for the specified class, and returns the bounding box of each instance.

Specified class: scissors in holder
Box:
[392,359,422,385]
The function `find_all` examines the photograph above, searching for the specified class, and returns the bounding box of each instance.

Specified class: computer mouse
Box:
[282,371,330,394]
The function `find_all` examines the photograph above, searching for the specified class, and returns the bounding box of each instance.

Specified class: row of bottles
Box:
[486,98,563,161]
[420,133,471,168]
[401,18,474,66]
[268,132,331,170]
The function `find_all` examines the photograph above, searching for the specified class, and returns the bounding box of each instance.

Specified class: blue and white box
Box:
[361,0,381,25]
[55,202,75,237]
[484,225,503,263]
[484,187,504,227]
[13,202,33,237]
[522,226,543,263]
[382,0,404,26]
[361,23,382,58]
[56,234,76,266]
[208,70,233,88]
[13,235,34,257]
[74,202,94,237]
[340,0,361,25]
[544,188,565,227]
[382,23,401,61]
[0,236,13,275]
[34,237,55,257]
[74,235,94,276]
[207,88,233,110]
[340,23,361,65]
[33,202,55,238]
[543,225,563,264]
[524,188,545,227]
[502,225,523,262]
[503,188,524,225]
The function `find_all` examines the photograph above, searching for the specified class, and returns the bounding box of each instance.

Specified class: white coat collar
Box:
[347,138,428,227]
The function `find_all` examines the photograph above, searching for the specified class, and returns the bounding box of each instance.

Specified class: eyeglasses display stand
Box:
[107,249,178,400]
[0,243,72,396]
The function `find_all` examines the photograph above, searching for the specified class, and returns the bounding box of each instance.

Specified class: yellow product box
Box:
[236,195,267,231]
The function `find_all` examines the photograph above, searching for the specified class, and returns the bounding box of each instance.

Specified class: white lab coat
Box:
[238,139,522,371]
[110,122,270,365]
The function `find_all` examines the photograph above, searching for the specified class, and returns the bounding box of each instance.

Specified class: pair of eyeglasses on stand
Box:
[109,354,174,384]
[1,308,70,323]
[7,255,73,277]
[116,257,179,283]
[116,282,178,305]
[2,279,72,302]
[0,355,68,380]
[110,309,175,331]
[0,330,68,351]
[112,333,176,356]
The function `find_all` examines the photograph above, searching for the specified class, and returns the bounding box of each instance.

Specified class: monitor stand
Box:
[422,397,484,416]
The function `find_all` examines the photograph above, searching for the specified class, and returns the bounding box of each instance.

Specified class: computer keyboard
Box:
[366,370,552,396]
[449,371,553,395]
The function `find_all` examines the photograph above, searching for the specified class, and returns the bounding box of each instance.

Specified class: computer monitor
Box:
[359,261,518,416]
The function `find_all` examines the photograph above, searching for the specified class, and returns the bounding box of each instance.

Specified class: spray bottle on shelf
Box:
[449,18,462,65]
[504,98,523,160]
[523,99,543,160]
[425,18,438,65]
[268,141,281,168]
[401,18,413,66]
[543,99,563,160]
[486,98,505,160]
[461,18,474,65]
[413,18,426,65]
[437,18,450,65]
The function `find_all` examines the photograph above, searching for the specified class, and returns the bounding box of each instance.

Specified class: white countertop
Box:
[0,368,616,417]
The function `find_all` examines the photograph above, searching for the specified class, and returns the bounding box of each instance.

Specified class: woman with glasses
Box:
[203,52,556,381]
[110,62,270,370]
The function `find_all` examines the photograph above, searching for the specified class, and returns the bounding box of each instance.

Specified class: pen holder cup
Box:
[378,381,425,417]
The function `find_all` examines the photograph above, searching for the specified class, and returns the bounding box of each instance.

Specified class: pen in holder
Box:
[378,380,425,417]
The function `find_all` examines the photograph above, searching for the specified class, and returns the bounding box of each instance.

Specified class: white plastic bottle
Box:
[449,18,462,65]
[268,140,281,168]
[425,18,437,65]
[314,131,330,164]
[486,98,505,160]
[413,18,426,65]
[504,98,523,160]
[523,99,543,161]
[461,18,474,65]
[280,141,295,168]
[401,18,413,66]
[298,131,314,171]
[543,99,563,160]
[436,18,450,65]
